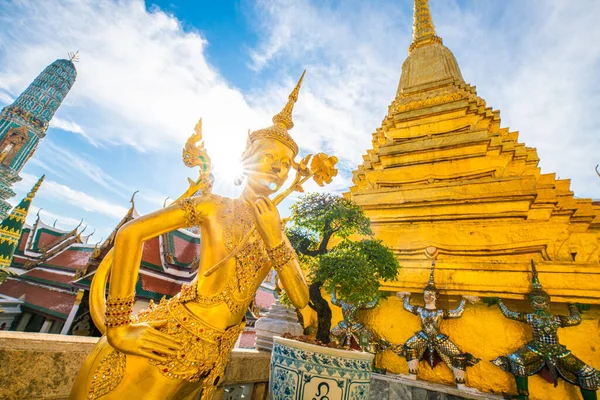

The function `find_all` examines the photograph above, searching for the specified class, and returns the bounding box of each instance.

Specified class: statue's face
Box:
[423,290,438,305]
[529,294,550,311]
[244,139,294,196]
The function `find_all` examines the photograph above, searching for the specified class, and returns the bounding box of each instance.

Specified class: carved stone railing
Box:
[0,331,270,400]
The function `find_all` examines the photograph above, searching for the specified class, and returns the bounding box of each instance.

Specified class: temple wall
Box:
[339,297,599,400]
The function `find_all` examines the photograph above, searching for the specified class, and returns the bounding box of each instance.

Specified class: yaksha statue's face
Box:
[423,289,438,305]
[244,138,295,196]
[529,293,550,311]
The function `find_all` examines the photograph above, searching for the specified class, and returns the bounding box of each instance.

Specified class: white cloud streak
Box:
[42,141,130,199]
[17,172,128,219]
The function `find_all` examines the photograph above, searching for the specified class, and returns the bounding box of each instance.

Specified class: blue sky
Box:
[0,0,599,242]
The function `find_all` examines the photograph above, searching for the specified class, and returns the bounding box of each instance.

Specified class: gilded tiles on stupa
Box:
[346,0,600,397]
[348,0,600,302]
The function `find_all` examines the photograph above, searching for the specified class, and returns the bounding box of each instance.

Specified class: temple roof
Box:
[0,278,75,319]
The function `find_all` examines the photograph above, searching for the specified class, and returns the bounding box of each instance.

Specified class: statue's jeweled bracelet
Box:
[178,197,204,227]
[267,241,295,272]
[105,294,135,328]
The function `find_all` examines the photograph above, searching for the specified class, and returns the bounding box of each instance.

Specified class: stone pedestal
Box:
[254,299,303,351]
[369,373,502,400]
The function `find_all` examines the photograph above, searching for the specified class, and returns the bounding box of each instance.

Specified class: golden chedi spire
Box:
[397,0,464,97]
[248,70,305,155]
[411,0,441,51]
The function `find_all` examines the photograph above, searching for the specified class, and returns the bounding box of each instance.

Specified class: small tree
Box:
[286,193,400,343]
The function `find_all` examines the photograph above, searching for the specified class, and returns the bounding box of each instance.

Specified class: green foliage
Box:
[278,291,293,309]
[287,193,400,306]
[316,239,400,304]
[287,193,372,256]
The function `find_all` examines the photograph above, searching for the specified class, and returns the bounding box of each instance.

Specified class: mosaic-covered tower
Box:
[0,57,77,218]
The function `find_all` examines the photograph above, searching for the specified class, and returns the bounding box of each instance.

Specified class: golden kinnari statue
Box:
[70,71,338,400]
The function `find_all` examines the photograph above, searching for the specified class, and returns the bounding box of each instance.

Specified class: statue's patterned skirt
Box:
[89,295,244,400]
[492,342,600,390]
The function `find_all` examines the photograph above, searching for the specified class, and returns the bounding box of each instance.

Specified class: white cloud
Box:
[42,141,130,199]
[17,172,128,219]
[49,116,100,146]
[28,206,83,230]
[49,117,85,135]
[0,0,262,169]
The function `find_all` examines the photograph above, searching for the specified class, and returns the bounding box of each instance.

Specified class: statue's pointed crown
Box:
[424,259,437,292]
[529,260,549,297]
[247,71,305,155]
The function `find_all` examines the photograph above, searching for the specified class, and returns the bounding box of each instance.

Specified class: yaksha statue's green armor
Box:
[491,261,600,400]
[395,260,480,393]
[401,296,478,371]
[330,292,377,351]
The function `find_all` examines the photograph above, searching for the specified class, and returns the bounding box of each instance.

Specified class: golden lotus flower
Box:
[310,153,339,186]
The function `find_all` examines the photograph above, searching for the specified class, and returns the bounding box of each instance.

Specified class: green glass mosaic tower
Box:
[0,57,77,218]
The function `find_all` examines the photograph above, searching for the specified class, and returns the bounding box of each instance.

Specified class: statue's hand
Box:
[396,292,411,299]
[463,295,480,304]
[106,320,183,362]
[251,196,283,248]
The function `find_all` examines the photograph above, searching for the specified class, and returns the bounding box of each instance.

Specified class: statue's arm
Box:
[104,197,210,360]
[403,296,418,314]
[497,299,527,322]
[276,235,310,309]
[108,198,208,301]
[331,291,339,306]
[443,298,466,319]
[364,297,378,310]
[559,304,582,327]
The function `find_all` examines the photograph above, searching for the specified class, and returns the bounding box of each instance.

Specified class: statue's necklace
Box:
[222,199,254,251]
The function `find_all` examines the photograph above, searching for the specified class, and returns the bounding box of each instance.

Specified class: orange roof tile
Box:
[17,230,30,253]
[36,231,65,250]
[171,234,199,265]
[238,330,256,348]
[255,289,275,309]
[141,237,162,268]
[139,274,182,297]
[23,269,74,284]
[46,247,93,271]
[0,279,75,318]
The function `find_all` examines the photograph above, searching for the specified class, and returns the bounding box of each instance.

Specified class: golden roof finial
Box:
[410,0,442,52]
[26,175,45,201]
[68,51,80,63]
[272,69,306,130]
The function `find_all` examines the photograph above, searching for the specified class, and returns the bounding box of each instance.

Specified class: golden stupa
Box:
[344,0,600,398]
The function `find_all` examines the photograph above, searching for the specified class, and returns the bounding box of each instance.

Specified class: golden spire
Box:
[248,71,305,155]
[272,70,306,130]
[26,175,45,201]
[68,51,80,63]
[410,0,442,52]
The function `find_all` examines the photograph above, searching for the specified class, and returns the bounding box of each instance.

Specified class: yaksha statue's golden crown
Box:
[247,70,305,156]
